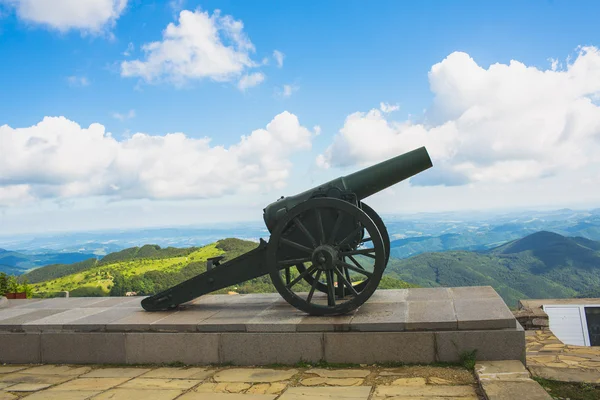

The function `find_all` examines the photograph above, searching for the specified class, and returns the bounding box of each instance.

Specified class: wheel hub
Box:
[312,245,338,271]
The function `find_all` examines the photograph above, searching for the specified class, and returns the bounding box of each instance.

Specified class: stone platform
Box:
[0,287,525,366]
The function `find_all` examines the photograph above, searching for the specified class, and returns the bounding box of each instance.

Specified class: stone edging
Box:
[474,360,552,400]
[0,296,8,309]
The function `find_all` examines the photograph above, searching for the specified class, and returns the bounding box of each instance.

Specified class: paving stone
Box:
[0,373,71,385]
[475,360,529,378]
[17,390,100,400]
[374,384,477,397]
[349,302,407,331]
[246,304,305,332]
[50,377,131,391]
[149,308,220,332]
[406,300,457,330]
[529,365,600,383]
[213,368,298,383]
[140,367,213,380]
[3,382,52,391]
[324,332,435,364]
[480,380,552,400]
[197,300,278,332]
[0,393,17,400]
[0,308,39,322]
[22,308,111,331]
[278,386,372,399]
[83,368,151,378]
[305,369,370,378]
[367,289,408,303]
[63,307,139,331]
[0,296,7,309]
[0,333,40,363]
[0,366,27,374]
[106,311,174,331]
[301,377,363,386]
[0,382,15,389]
[222,382,251,392]
[92,388,183,400]
[449,286,499,300]
[427,377,453,384]
[435,328,526,363]
[125,332,220,364]
[41,332,126,364]
[19,365,92,376]
[391,377,427,385]
[406,287,451,301]
[119,378,201,390]
[87,297,142,308]
[246,383,287,394]
[454,298,515,330]
[220,333,323,365]
[179,393,277,400]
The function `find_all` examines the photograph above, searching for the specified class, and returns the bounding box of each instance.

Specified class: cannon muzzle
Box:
[263,146,433,231]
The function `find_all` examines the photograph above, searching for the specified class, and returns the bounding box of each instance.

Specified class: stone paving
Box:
[526,329,600,383]
[0,364,483,399]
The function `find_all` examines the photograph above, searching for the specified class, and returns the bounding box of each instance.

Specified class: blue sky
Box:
[1,0,600,234]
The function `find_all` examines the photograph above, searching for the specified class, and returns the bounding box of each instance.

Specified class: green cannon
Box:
[142,147,433,315]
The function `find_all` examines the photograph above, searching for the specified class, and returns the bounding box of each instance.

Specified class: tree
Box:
[109,272,127,296]
[0,273,8,296]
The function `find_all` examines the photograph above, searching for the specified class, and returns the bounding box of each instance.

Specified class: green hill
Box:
[388,231,600,307]
[31,238,416,298]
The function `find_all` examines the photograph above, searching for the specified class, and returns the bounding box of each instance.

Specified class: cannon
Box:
[142,146,433,315]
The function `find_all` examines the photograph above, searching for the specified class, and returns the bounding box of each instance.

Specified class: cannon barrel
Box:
[263,146,432,231]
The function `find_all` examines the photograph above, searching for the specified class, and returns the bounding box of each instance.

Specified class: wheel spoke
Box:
[334,265,359,296]
[348,255,366,270]
[328,211,344,245]
[337,226,362,248]
[336,260,374,277]
[315,209,326,245]
[340,248,377,257]
[360,237,372,244]
[286,265,317,289]
[337,265,345,298]
[293,217,318,248]
[277,257,312,269]
[326,269,336,306]
[306,270,322,304]
[285,267,291,285]
[281,237,313,254]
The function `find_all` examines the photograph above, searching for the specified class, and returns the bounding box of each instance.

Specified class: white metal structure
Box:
[543,304,598,346]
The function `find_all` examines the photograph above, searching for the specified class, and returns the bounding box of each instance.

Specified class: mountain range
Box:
[0,248,97,275]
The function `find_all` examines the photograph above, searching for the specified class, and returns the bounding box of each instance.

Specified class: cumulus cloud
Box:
[237,72,265,91]
[317,46,600,186]
[67,76,89,87]
[380,102,399,113]
[121,9,262,86]
[0,112,317,205]
[273,50,284,68]
[2,0,127,34]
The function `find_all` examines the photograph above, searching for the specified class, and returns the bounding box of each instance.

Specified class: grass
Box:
[533,377,600,400]
[459,349,477,371]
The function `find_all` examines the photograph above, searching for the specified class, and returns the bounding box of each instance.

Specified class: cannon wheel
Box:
[296,201,390,296]
[267,197,385,315]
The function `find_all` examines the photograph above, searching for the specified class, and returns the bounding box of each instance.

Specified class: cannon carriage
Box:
[142,147,433,315]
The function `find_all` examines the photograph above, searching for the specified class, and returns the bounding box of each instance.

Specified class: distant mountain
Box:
[0,249,97,275]
[387,231,600,308]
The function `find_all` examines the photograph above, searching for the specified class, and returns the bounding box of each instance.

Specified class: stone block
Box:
[374,384,478,398]
[324,332,435,364]
[0,309,68,330]
[106,310,174,331]
[22,308,110,332]
[41,332,126,364]
[150,308,220,332]
[125,332,219,365]
[367,289,409,303]
[406,300,457,330]
[0,308,38,323]
[220,333,323,365]
[87,297,141,308]
[297,314,354,332]
[349,302,406,332]
[454,298,516,330]
[197,305,269,332]
[64,307,139,332]
[528,365,600,383]
[15,390,101,400]
[0,333,40,363]
[480,380,552,400]
[406,287,451,301]
[246,304,305,333]
[435,327,526,363]
[0,297,7,309]
[449,286,499,300]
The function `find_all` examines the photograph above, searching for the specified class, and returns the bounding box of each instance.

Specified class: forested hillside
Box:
[388,231,600,307]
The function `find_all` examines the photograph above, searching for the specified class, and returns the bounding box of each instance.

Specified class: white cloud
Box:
[237,72,265,91]
[275,84,298,98]
[0,112,317,205]
[273,50,284,68]
[112,109,136,121]
[122,42,134,57]
[317,46,600,187]
[121,9,261,86]
[380,102,399,113]
[2,0,127,34]
[67,76,89,87]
